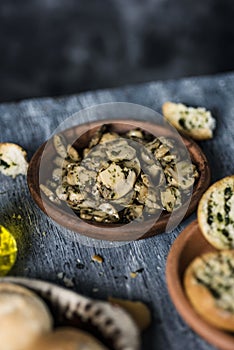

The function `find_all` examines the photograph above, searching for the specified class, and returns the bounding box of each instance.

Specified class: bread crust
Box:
[162,101,213,140]
[198,175,234,249]
[184,251,234,331]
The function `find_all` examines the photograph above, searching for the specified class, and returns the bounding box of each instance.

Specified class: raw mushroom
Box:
[27,327,108,350]
[0,283,53,350]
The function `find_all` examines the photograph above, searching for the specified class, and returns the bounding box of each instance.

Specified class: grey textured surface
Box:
[1,72,234,349]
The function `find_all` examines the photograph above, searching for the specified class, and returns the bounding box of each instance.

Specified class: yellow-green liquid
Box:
[0,225,17,276]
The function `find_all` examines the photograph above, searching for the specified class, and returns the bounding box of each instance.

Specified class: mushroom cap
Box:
[29,327,108,350]
[0,283,53,350]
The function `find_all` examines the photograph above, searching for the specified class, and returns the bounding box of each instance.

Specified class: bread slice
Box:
[162,102,216,140]
[0,143,28,178]
[184,250,234,331]
[30,327,108,350]
[0,282,53,350]
[198,175,234,250]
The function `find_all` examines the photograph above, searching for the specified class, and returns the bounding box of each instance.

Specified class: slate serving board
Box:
[1,72,234,350]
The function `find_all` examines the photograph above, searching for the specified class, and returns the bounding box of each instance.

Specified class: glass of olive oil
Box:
[0,225,17,276]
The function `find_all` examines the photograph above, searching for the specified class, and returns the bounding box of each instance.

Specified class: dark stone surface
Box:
[1,72,234,349]
[1,0,234,102]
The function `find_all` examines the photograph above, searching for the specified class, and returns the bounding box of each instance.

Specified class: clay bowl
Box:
[27,119,210,241]
[166,220,234,350]
[0,277,140,350]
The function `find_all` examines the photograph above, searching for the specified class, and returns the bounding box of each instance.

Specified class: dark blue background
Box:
[1,0,234,102]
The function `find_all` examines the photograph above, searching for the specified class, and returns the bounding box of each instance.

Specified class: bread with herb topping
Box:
[162,102,216,140]
[184,250,234,331]
[0,143,28,178]
[198,175,234,250]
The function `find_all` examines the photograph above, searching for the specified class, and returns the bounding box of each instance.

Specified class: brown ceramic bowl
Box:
[0,277,140,350]
[166,220,234,350]
[27,119,210,241]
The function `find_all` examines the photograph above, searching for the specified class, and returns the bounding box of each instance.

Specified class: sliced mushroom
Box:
[161,186,181,212]
[80,208,93,221]
[145,138,161,153]
[40,184,61,205]
[123,157,141,177]
[88,125,107,149]
[158,136,175,149]
[164,166,179,187]
[135,181,148,204]
[97,164,136,199]
[99,132,119,144]
[52,168,63,182]
[124,204,144,221]
[53,134,67,159]
[53,156,69,168]
[67,188,87,204]
[46,180,57,189]
[141,174,151,187]
[55,185,69,201]
[125,128,144,140]
[140,149,155,165]
[145,188,161,214]
[111,189,136,206]
[67,165,96,188]
[106,143,136,161]
[154,144,170,159]
[162,154,177,164]
[98,203,119,217]
[67,145,80,162]
[77,200,97,209]
[145,164,164,185]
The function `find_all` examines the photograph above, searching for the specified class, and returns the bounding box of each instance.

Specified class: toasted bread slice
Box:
[162,102,216,140]
[30,327,108,350]
[0,143,28,178]
[184,250,234,332]
[198,175,234,250]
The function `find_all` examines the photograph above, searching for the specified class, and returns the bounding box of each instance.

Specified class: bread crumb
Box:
[130,268,144,278]
[92,254,104,263]
[63,277,75,288]
[130,272,138,278]
[57,272,64,279]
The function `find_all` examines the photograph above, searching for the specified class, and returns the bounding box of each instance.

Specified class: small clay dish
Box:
[166,220,234,350]
[0,277,140,350]
[27,119,210,241]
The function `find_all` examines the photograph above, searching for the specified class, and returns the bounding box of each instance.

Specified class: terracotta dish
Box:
[27,120,210,240]
[166,220,234,350]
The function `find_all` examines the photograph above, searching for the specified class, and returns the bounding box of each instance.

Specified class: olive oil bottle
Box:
[0,225,17,276]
